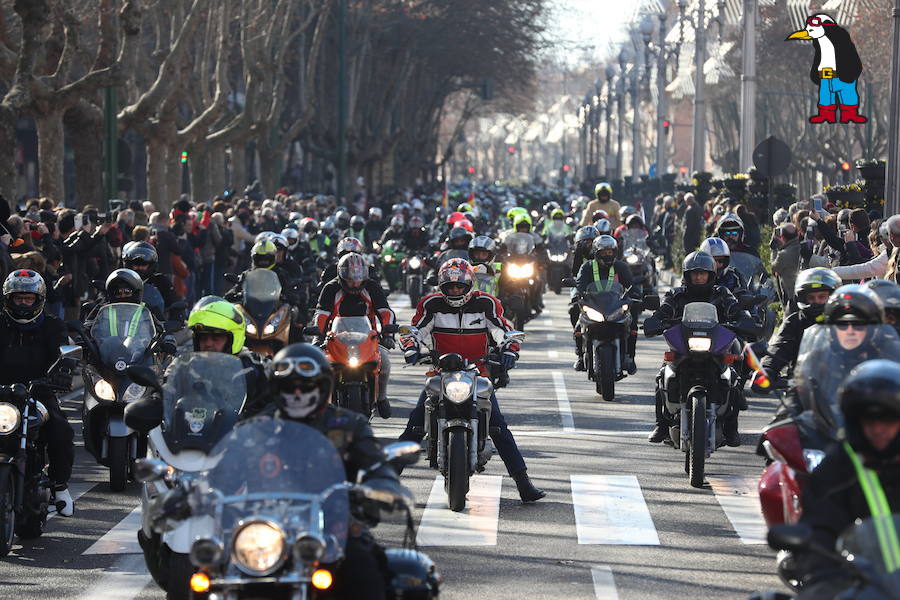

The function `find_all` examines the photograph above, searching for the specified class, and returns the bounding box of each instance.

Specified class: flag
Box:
[744,342,770,389]
[467,190,475,206]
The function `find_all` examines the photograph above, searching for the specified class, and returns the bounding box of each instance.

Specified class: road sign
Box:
[752,136,791,178]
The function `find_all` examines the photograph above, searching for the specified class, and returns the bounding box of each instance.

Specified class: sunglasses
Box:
[721,231,740,237]
[714,258,728,264]
[835,323,865,331]
[273,357,323,378]
[806,16,835,27]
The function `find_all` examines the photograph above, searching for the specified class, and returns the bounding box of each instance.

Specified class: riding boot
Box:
[512,469,546,502]
[377,347,392,419]
[723,411,741,447]
[625,331,637,374]
[573,333,585,371]
[648,387,668,443]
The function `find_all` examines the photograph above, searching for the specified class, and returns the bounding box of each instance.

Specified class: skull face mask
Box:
[280,385,321,418]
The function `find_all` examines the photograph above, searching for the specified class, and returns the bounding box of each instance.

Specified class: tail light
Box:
[762,424,805,472]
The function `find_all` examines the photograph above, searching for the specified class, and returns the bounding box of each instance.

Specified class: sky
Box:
[548,0,643,65]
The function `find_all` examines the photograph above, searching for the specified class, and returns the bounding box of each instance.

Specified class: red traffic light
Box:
[663,119,670,134]
[562,164,571,172]
[507,146,516,154]
[841,161,851,171]
[467,167,476,174]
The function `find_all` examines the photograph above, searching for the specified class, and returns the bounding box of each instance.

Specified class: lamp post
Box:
[631,15,654,179]
[886,0,900,216]
[593,79,602,180]
[585,94,595,178]
[604,64,616,180]
[336,0,348,202]
[616,48,631,182]
[738,0,757,171]
[655,0,671,178]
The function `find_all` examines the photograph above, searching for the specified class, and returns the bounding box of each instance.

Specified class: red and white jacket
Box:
[406,291,517,365]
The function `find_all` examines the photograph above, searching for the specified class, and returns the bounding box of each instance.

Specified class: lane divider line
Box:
[707,475,767,544]
[547,350,559,359]
[551,371,575,432]
[74,553,151,600]
[83,505,143,555]
[591,565,620,600]
[417,475,502,546]
[571,474,660,545]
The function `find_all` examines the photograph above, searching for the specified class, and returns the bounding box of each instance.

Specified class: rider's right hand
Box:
[404,348,420,365]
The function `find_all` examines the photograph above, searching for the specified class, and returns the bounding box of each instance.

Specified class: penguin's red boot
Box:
[809,104,838,124]
[839,105,868,123]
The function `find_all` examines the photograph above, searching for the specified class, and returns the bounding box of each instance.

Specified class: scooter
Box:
[227,269,293,356]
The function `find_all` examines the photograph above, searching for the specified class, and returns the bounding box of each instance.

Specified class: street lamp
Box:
[654,0,671,178]
[604,64,617,180]
[617,48,632,182]
[738,0,757,171]
[886,0,900,216]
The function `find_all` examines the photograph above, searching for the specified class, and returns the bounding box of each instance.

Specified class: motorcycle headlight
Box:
[550,253,567,262]
[122,383,147,404]
[232,520,287,576]
[626,254,640,265]
[264,313,282,335]
[246,322,258,335]
[509,263,534,279]
[688,337,712,352]
[803,449,826,472]
[348,347,361,368]
[583,306,605,322]
[445,381,472,404]
[384,255,394,263]
[0,403,21,435]
[94,379,116,401]
[408,257,421,269]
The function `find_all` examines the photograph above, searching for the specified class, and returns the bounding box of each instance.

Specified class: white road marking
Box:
[547,333,556,341]
[74,553,151,600]
[707,475,767,544]
[83,504,143,554]
[547,350,559,359]
[551,371,575,432]
[545,318,554,326]
[571,475,660,545]
[417,475,502,546]
[513,428,763,438]
[591,565,620,599]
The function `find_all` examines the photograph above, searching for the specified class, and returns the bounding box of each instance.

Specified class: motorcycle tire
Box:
[596,345,616,401]
[346,386,369,419]
[446,429,469,512]
[689,394,707,488]
[0,468,15,557]
[408,276,422,308]
[109,436,129,492]
[585,337,594,381]
[514,311,526,331]
[165,551,195,600]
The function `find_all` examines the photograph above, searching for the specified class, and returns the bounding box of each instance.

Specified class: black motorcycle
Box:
[499,233,539,330]
[545,233,571,295]
[70,302,169,491]
[403,253,427,308]
[0,345,80,557]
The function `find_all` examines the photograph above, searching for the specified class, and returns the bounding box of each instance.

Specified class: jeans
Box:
[199,262,216,297]
[818,77,860,105]
[38,394,75,486]
[399,389,527,475]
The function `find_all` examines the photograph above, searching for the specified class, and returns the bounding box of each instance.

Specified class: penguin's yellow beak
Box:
[786,29,813,40]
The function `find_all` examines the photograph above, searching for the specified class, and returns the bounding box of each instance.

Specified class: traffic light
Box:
[467,167,476,174]
[507,146,516,154]
[663,119,670,135]
[562,164,571,173]
[841,161,851,171]
[180,151,188,164]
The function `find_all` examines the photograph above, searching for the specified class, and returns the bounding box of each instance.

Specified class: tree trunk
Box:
[189,146,210,204]
[0,107,17,209]
[230,142,247,193]
[35,109,66,205]
[164,141,181,209]
[65,102,104,210]
[208,143,226,199]
[258,144,280,198]
[146,137,167,213]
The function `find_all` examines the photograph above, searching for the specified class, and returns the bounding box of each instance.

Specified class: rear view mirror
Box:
[425,275,438,287]
[382,323,400,335]
[561,277,577,287]
[124,397,164,433]
[127,365,162,394]
[643,294,660,311]
[398,325,418,337]
[58,344,83,362]
[132,458,172,483]
[383,441,421,468]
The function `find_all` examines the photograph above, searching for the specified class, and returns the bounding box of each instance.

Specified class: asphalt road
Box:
[1,289,785,600]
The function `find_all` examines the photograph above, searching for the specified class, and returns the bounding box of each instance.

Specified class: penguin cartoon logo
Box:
[786,13,867,125]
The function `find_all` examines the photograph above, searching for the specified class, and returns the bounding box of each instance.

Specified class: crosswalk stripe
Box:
[591,565,620,599]
[74,554,151,600]
[83,504,142,555]
[707,475,767,544]
[552,371,575,432]
[571,475,660,545]
[547,350,559,359]
[417,475,502,546]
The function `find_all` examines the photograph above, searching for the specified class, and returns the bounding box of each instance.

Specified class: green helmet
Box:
[251,240,277,270]
[513,213,533,230]
[187,296,247,354]
[594,182,613,198]
[507,206,528,220]
[551,208,565,220]
[457,203,472,213]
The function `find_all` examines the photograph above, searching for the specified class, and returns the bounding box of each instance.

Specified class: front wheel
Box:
[165,552,195,600]
[0,468,15,557]
[689,394,707,488]
[596,344,616,401]
[446,429,469,512]
[408,276,422,308]
[109,436,129,492]
[514,310,526,331]
[346,386,369,419]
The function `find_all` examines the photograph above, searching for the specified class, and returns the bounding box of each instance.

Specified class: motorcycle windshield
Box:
[331,316,373,345]
[682,302,719,331]
[730,252,764,282]
[794,325,900,432]
[437,249,469,267]
[202,420,350,563]
[547,236,568,254]
[90,303,156,367]
[142,284,165,318]
[837,515,900,579]
[620,229,649,251]
[505,233,535,255]
[546,222,568,238]
[243,269,281,324]
[581,281,625,313]
[161,352,248,453]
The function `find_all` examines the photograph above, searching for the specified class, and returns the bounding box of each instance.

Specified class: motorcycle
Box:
[0,346,80,557]
[569,279,632,401]
[620,230,657,299]
[546,232,571,295]
[758,324,900,588]
[380,239,406,294]
[402,253,427,308]
[655,302,746,488]
[71,302,167,491]
[730,251,777,341]
[230,269,293,357]
[401,326,523,511]
[499,233,538,330]
[307,318,398,420]
[125,353,247,600]
[135,420,439,599]
[761,516,900,600]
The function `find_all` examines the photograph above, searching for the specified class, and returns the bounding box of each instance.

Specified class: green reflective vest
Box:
[590,261,618,292]
[843,442,900,572]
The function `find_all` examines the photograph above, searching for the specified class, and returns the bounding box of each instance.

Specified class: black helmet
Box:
[122,241,159,280]
[824,284,884,325]
[625,214,644,229]
[592,235,618,267]
[384,548,442,599]
[839,360,900,460]
[350,215,365,232]
[3,269,46,324]
[682,251,717,295]
[105,268,144,304]
[335,210,351,229]
[795,267,841,321]
[862,279,900,325]
[447,227,472,249]
[268,344,334,420]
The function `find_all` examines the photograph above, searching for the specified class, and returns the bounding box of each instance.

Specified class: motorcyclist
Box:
[615,214,648,245]
[574,235,636,373]
[314,253,395,419]
[0,270,75,515]
[319,237,379,284]
[793,360,900,598]
[300,218,333,259]
[335,210,351,236]
[581,182,622,229]
[505,213,546,315]
[364,207,387,249]
[186,295,268,415]
[716,213,758,257]
[433,227,472,269]
[541,208,571,238]
[398,259,546,502]
[122,241,180,316]
[862,279,900,336]
[402,215,430,252]
[80,267,148,322]
[469,235,501,296]
[643,251,745,445]
[379,216,406,245]
[348,215,367,243]
[571,225,599,276]
[759,267,841,386]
